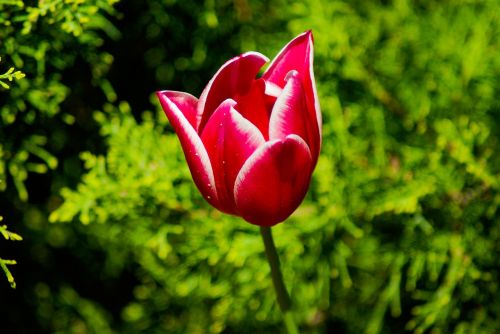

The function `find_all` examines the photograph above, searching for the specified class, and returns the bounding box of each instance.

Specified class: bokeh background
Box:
[1,0,499,333]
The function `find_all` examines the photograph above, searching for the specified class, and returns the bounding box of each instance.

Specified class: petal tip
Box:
[294,30,314,44]
[241,51,270,64]
[156,90,166,99]
[284,70,299,81]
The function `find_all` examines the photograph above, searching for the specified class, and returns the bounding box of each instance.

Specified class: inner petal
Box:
[234,78,271,140]
[197,52,268,133]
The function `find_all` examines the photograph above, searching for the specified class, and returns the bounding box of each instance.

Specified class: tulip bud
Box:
[157,31,321,226]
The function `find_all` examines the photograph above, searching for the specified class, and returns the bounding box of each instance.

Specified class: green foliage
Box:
[2,0,500,333]
[0,56,24,289]
[285,1,500,332]
[0,56,25,89]
[0,0,120,201]
[0,215,22,288]
[34,283,114,334]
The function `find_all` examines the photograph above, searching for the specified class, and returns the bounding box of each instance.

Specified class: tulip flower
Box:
[157,31,321,226]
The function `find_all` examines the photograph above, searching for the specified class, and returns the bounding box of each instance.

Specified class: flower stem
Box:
[260,226,299,334]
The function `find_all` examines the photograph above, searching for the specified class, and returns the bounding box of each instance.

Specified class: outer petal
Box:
[263,30,314,88]
[197,52,269,132]
[159,91,199,129]
[201,99,265,214]
[156,91,219,207]
[263,31,322,160]
[269,70,320,165]
[234,134,313,226]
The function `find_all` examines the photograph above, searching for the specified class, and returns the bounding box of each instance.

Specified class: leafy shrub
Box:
[0,215,22,288]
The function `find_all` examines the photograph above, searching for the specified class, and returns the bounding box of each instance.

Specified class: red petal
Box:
[263,31,321,161]
[263,31,313,88]
[234,78,270,139]
[197,52,269,133]
[158,91,199,129]
[156,91,219,207]
[269,71,320,165]
[234,134,313,226]
[201,99,265,214]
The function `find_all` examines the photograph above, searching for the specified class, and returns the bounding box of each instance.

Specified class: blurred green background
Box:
[1,0,499,333]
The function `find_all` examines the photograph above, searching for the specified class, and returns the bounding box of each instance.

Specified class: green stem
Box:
[260,226,299,334]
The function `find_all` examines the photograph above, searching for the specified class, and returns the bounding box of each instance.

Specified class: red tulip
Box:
[157,31,321,226]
